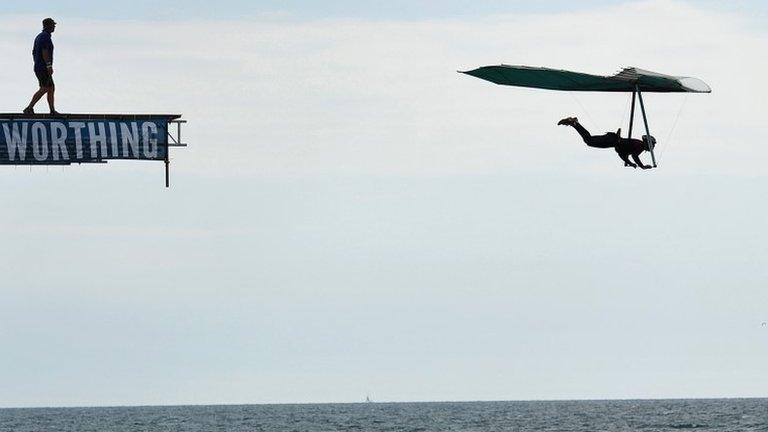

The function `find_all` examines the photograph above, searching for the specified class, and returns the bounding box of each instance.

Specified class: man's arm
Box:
[42,48,53,75]
[631,154,651,169]
[40,33,53,75]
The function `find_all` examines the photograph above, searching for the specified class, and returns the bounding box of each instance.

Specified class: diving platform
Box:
[0,113,182,120]
[0,112,187,187]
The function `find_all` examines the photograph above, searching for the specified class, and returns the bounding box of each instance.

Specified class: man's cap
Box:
[42,18,56,27]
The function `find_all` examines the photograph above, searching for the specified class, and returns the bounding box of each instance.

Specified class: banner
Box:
[0,118,169,164]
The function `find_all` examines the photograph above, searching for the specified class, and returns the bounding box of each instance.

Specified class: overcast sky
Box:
[1,0,767,408]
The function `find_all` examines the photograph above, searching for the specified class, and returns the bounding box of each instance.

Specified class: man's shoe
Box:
[558,117,575,126]
[49,110,62,117]
[22,107,34,115]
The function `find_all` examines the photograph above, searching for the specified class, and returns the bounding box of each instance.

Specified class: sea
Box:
[1,399,766,431]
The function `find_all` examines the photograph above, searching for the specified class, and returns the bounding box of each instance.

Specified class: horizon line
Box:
[3,395,767,410]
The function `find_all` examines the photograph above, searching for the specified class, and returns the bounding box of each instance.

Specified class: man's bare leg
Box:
[26,87,50,111]
[46,86,56,113]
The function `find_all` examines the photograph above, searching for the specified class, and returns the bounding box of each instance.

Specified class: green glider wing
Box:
[461,65,711,93]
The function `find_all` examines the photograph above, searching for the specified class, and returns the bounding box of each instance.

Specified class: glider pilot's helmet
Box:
[642,135,657,150]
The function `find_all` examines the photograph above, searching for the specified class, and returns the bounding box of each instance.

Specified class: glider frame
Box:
[629,85,657,168]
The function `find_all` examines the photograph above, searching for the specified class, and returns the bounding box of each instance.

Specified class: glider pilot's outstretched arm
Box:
[631,154,652,169]
[618,153,636,168]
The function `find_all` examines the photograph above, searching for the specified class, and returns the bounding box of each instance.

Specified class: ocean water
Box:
[1,399,766,431]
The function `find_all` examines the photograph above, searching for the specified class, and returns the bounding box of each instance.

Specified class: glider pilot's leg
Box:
[571,122,593,145]
[572,122,617,148]
[631,153,651,170]
[618,152,636,168]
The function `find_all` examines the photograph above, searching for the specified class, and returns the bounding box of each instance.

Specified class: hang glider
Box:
[460,65,712,167]
[461,65,711,93]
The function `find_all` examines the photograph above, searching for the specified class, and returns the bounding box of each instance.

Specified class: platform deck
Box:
[0,113,182,121]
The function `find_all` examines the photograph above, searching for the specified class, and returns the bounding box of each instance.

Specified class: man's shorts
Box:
[34,68,54,88]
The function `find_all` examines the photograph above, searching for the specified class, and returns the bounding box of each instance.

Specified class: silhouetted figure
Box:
[23,17,59,116]
[558,117,654,169]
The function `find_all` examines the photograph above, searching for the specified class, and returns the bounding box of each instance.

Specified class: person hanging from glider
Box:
[557,117,655,169]
[460,65,712,169]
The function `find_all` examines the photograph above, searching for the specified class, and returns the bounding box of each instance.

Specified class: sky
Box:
[1,0,768,20]
[1,0,768,408]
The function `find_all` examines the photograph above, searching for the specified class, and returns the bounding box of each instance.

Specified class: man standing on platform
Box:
[23,18,60,116]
